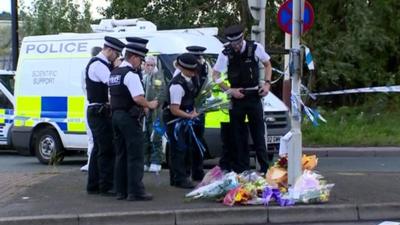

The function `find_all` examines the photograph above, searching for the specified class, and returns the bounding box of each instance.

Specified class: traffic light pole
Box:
[288,0,304,186]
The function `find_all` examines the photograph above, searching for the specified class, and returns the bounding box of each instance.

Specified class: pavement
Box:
[0,147,400,225]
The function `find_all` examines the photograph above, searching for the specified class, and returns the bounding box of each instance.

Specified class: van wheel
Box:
[34,128,64,165]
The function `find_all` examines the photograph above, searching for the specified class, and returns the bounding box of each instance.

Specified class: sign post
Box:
[288,0,305,186]
[277,0,314,35]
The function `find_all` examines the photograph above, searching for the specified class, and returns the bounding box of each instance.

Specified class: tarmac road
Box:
[0,148,400,224]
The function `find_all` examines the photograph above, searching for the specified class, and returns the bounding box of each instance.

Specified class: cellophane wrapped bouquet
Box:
[194,78,229,114]
[185,154,334,207]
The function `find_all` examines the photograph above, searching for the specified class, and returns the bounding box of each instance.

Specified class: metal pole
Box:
[282,33,291,107]
[288,0,304,186]
[259,0,266,47]
[11,0,19,71]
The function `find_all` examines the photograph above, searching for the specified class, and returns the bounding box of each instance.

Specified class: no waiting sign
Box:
[277,0,314,34]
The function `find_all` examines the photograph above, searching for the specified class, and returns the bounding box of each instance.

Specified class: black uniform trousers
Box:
[86,105,115,193]
[167,122,193,185]
[112,110,146,197]
[229,95,269,173]
[188,113,206,181]
[219,122,248,172]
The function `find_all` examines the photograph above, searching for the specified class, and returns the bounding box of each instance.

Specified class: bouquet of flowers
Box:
[288,170,334,204]
[194,78,229,114]
[186,156,333,207]
[196,166,224,188]
[185,172,238,200]
[223,171,270,206]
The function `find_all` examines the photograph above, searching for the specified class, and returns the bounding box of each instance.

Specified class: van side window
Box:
[0,90,12,109]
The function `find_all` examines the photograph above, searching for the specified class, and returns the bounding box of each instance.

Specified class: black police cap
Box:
[224,24,245,42]
[125,43,149,59]
[176,53,198,71]
[104,36,125,53]
[126,37,149,47]
[186,45,207,56]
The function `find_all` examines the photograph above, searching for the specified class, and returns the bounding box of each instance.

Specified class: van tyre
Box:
[34,128,64,165]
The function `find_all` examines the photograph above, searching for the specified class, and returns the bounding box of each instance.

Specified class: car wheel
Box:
[34,128,64,165]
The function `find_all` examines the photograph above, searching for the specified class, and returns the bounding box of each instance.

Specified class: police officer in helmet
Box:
[185,45,210,181]
[109,43,158,201]
[163,53,200,189]
[85,36,124,196]
[212,24,272,174]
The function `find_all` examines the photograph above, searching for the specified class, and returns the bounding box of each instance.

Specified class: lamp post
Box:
[11,0,19,70]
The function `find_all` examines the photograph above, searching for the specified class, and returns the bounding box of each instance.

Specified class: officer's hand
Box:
[148,100,159,110]
[259,84,270,97]
[189,111,199,119]
[231,88,245,99]
[144,107,150,115]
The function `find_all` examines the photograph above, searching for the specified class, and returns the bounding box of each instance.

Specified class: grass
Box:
[302,106,400,147]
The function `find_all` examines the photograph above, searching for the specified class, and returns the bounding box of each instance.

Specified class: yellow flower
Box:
[153,79,162,87]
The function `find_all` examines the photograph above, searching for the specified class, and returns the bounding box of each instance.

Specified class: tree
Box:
[303,0,400,107]
[20,0,92,36]
[0,11,11,20]
[102,0,251,33]
[102,0,400,108]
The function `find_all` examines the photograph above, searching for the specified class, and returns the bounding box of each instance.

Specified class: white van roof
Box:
[22,31,223,55]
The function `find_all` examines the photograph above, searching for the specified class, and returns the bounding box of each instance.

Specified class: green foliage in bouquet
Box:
[194,78,229,114]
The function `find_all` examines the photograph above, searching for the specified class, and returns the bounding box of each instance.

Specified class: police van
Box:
[12,19,290,164]
[0,70,14,148]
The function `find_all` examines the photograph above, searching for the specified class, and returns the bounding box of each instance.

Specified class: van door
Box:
[0,82,14,147]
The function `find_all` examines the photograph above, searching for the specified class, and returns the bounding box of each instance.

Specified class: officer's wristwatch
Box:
[265,80,271,85]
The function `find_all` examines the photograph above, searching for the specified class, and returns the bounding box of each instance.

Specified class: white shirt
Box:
[169,73,192,105]
[213,41,270,73]
[87,52,110,84]
[81,69,87,96]
[173,68,181,77]
[119,61,145,97]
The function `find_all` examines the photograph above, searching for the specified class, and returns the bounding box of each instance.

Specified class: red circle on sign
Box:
[277,0,314,34]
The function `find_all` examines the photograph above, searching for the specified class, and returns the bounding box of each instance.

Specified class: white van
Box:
[0,70,14,148]
[12,21,290,164]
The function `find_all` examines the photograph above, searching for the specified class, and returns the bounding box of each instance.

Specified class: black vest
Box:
[85,57,112,104]
[163,74,197,120]
[109,66,139,111]
[226,40,259,88]
[193,63,208,96]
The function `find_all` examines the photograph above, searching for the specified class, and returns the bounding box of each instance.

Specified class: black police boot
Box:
[174,179,195,189]
[126,193,153,201]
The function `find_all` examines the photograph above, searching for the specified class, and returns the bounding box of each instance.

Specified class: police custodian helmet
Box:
[224,24,245,43]
[104,36,125,53]
[176,53,198,71]
[126,37,149,48]
[125,43,149,60]
[186,46,207,56]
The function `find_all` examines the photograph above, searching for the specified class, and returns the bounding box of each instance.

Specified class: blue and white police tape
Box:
[311,85,400,96]
[303,45,315,71]
[271,67,287,84]
[291,92,327,126]
[151,117,167,141]
[171,118,206,158]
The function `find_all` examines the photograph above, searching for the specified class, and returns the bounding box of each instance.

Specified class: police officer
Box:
[81,46,102,172]
[126,37,149,80]
[86,36,125,196]
[212,24,272,174]
[163,53,199,189]
[109,43,158,201]
[185,46,210,181]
